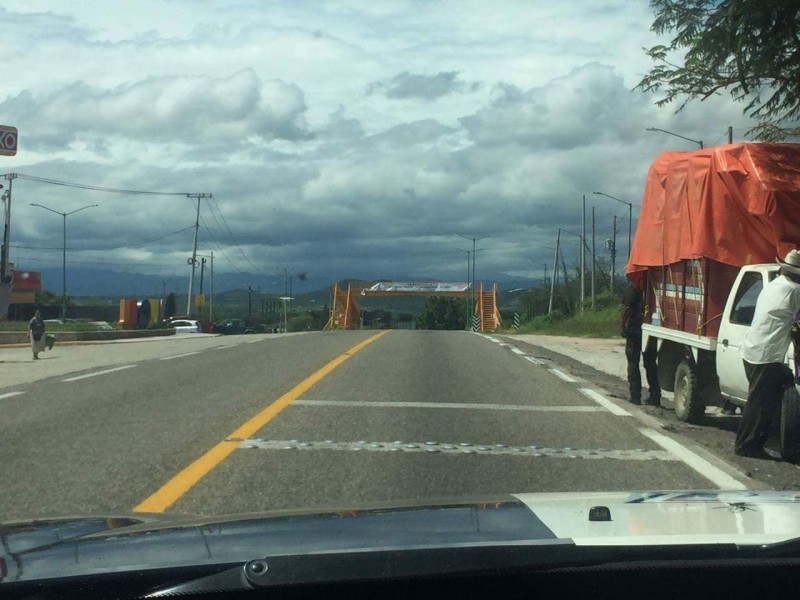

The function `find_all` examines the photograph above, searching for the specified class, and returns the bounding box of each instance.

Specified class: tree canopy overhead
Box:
[637,0,800,141]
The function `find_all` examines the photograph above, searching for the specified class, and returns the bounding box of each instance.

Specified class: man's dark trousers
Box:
[735,360,790,453]
[626,328,659,403]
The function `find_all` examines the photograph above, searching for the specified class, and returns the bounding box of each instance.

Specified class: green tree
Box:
[164,292,177,319]
[416,297,467,330]
[35,289,69,306]
[637,0,800,140]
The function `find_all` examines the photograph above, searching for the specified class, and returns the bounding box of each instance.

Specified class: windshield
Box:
[2,0,800,585]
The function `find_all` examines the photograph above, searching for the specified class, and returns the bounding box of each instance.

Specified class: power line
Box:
[207,196,259,272]
[10,226,195,252]
[4,173,194,195]
[199,213,249,276]
[14,255,175,268]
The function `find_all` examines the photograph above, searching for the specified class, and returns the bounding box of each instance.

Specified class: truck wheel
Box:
[780,386,800,462]
[673,360,706,424]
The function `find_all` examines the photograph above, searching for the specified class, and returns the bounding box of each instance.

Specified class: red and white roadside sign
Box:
[0,125,18,156]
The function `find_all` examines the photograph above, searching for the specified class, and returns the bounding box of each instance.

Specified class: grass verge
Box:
[510,306,621,338]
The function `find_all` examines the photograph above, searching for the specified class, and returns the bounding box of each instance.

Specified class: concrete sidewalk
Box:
[0,333,308,389]
[509,334,630,381]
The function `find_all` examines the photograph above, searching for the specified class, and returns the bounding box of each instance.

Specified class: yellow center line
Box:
[133,330,391,513]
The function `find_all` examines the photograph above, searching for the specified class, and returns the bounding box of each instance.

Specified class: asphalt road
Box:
[0,330,757,521]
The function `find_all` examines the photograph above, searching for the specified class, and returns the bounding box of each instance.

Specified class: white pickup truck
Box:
[642,264,800,460]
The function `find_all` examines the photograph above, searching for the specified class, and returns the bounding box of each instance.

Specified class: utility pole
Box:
[248,286,252,318]
[610,215,617,293]
[548,230,560,316]
[199,257,206,321]
[591,205,596,309]
[464,249,471,327]
[199,258,206,294]
[283,268,289,333]
[728,126,733,144]
[186,193,211,315]
[593,192,633,260]
[581,195,586,311]
[209,251,214,322]
[0,174,15,285]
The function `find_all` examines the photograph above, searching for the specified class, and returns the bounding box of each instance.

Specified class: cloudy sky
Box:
[1,0,758,292]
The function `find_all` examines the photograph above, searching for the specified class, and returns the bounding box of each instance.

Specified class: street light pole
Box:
[455,234,488,329]
[645,127,703,149]
[592,191,633,260]
[30,202,98,319]
[454,247,472,328]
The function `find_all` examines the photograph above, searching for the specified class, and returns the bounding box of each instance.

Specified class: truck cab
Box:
[716,265,780,402]
[643,263,800,460]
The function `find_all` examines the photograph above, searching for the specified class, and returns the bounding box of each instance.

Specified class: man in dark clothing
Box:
[622,280,661,406]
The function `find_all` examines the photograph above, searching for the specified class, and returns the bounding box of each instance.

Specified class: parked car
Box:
[214,319,257,335]
[168,319,202,334]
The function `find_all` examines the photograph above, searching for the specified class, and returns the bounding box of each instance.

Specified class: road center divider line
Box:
[0,391,25,400]
[639,428,748,490]
[159,351,202,361]
[133,330,391,513]
[62,365,137,382]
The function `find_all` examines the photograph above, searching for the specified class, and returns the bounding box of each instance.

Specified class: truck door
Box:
[716,271,765,401]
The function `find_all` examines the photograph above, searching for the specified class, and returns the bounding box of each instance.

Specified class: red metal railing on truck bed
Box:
[643,258,739,339]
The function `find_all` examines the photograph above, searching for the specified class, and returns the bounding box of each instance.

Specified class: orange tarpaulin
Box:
[627,143,800,277]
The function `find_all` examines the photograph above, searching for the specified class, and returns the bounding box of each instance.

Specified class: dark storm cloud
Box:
[367,71,467,100]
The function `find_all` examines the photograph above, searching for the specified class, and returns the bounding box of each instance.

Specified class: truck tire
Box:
[780,385,800,462]
[673,360,706,423]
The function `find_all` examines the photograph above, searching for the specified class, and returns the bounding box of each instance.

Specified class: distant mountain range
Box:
[30,267,543,299]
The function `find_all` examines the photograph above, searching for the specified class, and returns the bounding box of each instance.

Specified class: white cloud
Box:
[1,70,309,151]
[1,1,764,287]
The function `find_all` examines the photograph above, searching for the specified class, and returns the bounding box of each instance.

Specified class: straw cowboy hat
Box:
[777,249,800,275]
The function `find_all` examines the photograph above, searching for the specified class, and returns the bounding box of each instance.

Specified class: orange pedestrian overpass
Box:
[323,281,502,332]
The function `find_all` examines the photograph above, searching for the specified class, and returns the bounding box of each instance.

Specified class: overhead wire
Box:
[207,196,260,272]
[6,173,195,196]
[199,213,249,277]
[10,226,195,252]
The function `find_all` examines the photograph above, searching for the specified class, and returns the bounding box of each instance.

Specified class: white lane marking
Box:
[579,388,632,417]
[549,368,577,383]
[238,438,676,461]
[639,428,749,490]
[246,339,262,344]
[214,345,236,350]
[486,337,501,343]
[510,347,526,355]
[293,399,604,412]
[159,351,201,361]
[62,365,137,382]
[0,391,24,400]
[525,356,544,365]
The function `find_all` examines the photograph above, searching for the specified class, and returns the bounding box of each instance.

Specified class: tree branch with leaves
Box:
[637,0,800,141]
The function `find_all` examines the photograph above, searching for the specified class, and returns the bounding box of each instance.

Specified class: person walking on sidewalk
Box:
[735,249,800,458]
[622,279,661,406]
[29,310,46,360]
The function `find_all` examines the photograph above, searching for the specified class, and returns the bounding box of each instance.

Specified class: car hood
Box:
[2,490,800,584]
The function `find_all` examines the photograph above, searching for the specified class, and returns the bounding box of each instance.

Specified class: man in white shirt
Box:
[736,249,800,458]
